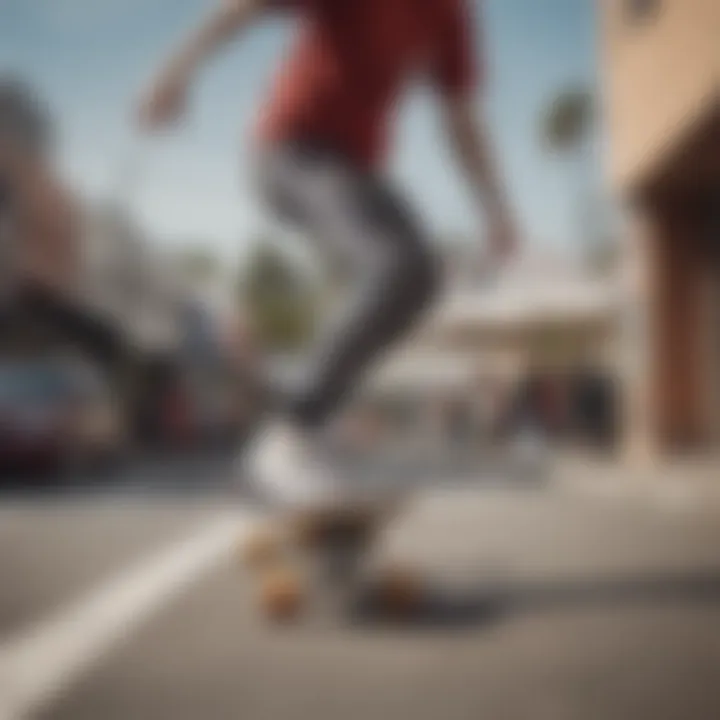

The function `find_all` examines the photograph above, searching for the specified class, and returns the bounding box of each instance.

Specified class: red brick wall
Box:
[652,203,711,449]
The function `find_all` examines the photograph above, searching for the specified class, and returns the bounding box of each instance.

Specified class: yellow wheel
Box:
[257,564,305,622]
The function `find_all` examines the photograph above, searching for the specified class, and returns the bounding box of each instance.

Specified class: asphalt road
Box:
[2,451,720,720]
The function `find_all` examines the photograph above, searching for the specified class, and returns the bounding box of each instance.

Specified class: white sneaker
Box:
[240,421,343,510]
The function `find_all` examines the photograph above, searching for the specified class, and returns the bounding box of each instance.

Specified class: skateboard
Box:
[238,502,425,624]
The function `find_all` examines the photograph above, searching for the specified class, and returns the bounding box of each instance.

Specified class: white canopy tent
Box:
[429,278,621,337]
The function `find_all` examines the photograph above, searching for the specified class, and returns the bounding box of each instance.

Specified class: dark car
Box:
[0,357,126,480]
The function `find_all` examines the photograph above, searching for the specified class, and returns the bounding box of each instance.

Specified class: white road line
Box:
[0,510,258,720]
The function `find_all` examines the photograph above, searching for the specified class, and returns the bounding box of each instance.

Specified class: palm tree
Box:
[541,88,605,269]
[541,88,594,154]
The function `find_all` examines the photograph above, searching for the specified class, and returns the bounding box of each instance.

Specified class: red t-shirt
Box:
[257,0,480,169]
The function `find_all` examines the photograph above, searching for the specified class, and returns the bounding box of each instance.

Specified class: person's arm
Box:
[442,97,516,259]
[431,0,517,262]
[138,0,270,129]
[164,0,266,79]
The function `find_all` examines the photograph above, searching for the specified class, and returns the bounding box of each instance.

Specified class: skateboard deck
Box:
[238,503,424,624]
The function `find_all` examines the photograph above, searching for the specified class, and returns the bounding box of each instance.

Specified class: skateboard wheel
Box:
[258,566,305,622]
[374,566,423,617]
[239,526,283,570]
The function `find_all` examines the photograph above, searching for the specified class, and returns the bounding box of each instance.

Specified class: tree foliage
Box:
[0,75,53,154]
[175,247,221,283]
[240,242,316,352]
[541,88,595,153]
[540,87,616,276]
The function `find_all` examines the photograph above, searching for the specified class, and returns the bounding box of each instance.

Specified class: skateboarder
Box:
[138,0,518,509]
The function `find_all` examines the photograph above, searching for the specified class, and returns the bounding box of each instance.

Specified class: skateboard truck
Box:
[239,507,424,624]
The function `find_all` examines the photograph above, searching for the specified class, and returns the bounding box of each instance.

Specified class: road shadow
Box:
[352,569,720,630]
[0,447,239,499]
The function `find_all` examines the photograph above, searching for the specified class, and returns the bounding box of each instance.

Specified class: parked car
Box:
[0,357,126,479]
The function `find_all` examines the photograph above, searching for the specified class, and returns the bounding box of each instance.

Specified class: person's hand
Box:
[136,66,190,131]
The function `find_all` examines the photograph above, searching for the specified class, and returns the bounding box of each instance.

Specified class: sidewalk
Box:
[552,450,720,508]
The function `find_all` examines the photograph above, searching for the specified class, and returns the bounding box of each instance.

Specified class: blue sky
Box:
[0,0,599,262]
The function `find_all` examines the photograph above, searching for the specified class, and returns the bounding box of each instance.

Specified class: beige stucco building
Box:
[602,0,720,461]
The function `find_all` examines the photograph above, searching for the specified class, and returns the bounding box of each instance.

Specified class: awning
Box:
[428,278,620,336]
